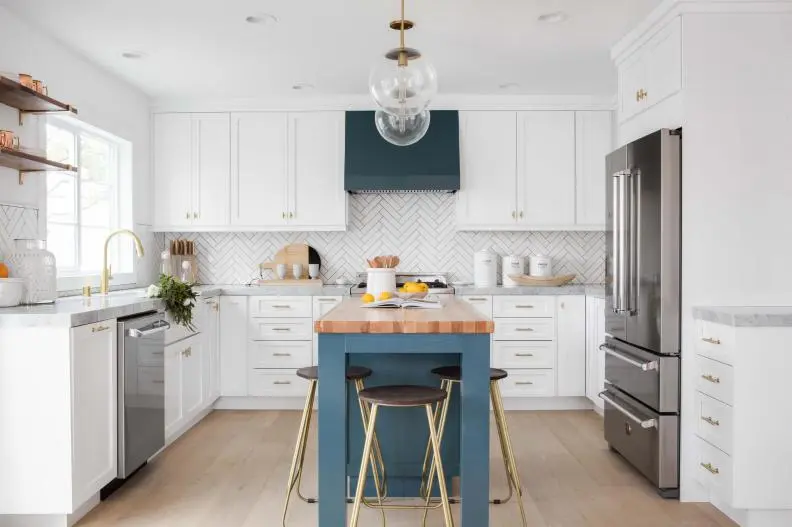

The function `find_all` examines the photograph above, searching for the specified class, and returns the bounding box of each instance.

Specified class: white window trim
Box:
[46,116,137,292]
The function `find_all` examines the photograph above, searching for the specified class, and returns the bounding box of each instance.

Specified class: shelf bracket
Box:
[18,169,37,185]
[18,105,78,126]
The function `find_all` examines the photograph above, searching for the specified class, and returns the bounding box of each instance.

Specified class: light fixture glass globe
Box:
[369,51,438,117]
[374,108,431,146]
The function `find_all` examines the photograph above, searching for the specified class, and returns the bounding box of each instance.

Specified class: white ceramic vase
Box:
[7,239,57,304]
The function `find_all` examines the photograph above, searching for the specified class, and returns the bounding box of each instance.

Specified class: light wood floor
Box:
[78,410,735,527]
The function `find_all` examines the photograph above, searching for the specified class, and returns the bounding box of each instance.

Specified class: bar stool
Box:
[350,385,455,527]
[420,366,527,526]
[282,365,388,527]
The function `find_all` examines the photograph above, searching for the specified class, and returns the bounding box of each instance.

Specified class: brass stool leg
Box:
[420,379,454,499]
[355,379,388,499]
[425,404,455,527]
[282,379,318,527]
[349,404,382,527]
[492,380,527,526]
[419,378,448,498]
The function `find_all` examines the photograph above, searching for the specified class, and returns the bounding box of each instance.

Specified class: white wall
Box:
[0,6,154,284]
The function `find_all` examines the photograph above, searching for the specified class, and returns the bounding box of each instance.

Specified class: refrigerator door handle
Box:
[614,170,632,314]
[627,170,639,314]
[611,173,622,312]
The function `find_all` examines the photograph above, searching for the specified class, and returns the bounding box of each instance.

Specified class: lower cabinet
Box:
[312,296,342,364]
[556,296,586,396]
[199,297,221,406]
[164,332,207,442]
[585,297,607,410]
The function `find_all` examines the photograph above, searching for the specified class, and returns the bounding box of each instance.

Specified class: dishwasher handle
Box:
[128,319,171,338]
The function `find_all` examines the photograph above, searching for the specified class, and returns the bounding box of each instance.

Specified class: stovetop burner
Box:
[351,272,454,294]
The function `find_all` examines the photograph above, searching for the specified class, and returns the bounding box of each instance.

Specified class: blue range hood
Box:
[344,110,460,193]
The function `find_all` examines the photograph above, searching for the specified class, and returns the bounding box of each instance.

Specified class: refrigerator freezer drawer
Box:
[603,337,679,413]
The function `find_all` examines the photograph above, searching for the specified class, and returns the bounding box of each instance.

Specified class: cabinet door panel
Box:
[517,111,575,226]
[646,18,682,108]
[289,112,347,229]
[456,111,517,228]
[231,112,288,226]
[220,296,248,396]
[154,114,193,227]
[575,111,612,227]
[164,341,182,439]
[619,55,646,122]
[193,114,230,226]
[557,296,586,396]
[181,336,204,419]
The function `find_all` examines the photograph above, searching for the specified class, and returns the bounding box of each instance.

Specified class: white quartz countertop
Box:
[454,284,605,298]
[693,306,792,327]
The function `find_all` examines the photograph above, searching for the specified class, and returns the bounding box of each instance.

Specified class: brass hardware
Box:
[515,305,534,309]
[289,212,294,219]
[519,211,524,219]
[271,304,291,309]
[92,325,110,333]
[701,374,721,384]
[511,211,516,219]
[273,352,292,357]
[182,346,191,357]
[636,88,648,101]
[515,381,534,385]
[272,380,292,385]
[701,337,721,345]
[82,286,92,297]
[185,212,189,220]
[389,19,414,30]
[272,328,292,332]
[282,212,286,219]
[317,298,337,302]
[636,90,641,102]
[701,462,720,475]
[702,416,720,427]
[101,229,145,294]
[212,303,219,312]
[515,353,534,357]
[193,212,198,219]
[467,297,487,301]
[515,328,535,332]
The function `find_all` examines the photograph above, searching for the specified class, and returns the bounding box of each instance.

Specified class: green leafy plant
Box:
[147,274,198,330]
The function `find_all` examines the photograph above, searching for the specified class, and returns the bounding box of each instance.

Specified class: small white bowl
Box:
[395,291,428,300]
[0,278,26,307]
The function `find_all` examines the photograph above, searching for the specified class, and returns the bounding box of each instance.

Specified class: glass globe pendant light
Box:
[374,108,431,146]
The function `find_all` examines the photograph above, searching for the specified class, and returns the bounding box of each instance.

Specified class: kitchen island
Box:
[314,297,494,526]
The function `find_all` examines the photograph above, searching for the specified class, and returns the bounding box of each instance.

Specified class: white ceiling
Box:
[1,0,662,99]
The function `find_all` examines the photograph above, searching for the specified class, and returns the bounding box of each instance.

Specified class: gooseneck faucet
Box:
[101,229,145,294]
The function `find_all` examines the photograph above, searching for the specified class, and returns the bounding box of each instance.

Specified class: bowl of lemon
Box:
[395,281,429,299]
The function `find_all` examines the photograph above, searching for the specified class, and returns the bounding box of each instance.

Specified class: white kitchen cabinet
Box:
[231,112,288,227]
[556,296,586,397]
[199,297,221,407]
[575,111,613,227]
[153,113,231,229]
[220,296,248,396]
[70,321,118,508]
[313,295,342,365]
[455,111,517,228]
[585,297,606,410]
[517,111,576,227]
[165,332,204,442]
[459,295,493,318]
[164,338,182,439]
[289,112,347,229]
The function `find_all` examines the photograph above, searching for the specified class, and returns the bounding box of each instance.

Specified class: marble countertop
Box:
[693,306,792,327]
[454,284,605,298]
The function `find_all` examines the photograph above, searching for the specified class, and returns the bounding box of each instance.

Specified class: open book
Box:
[361,297,442,309]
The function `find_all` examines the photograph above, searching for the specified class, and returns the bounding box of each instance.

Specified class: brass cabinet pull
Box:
[700,462,720,475]
[701,416,720,427]
[701,374,721,384]
[271,304,292,309]
[515,381,534,386]
[515,305,534,309]
[515,353,534,357]
[317,298,338,302]
[289,212,294,219]
[273,380,292,385]
[282,212,286,219]
[92,325,111,333]
[181,346,192,357]
[515,328,535,332]
[519,211,524,219]
[636,90,641,102]
[193,212,198,219]
[272,328,292,332]
[185,212,190,220]
[701,337,721,345]
[273,352,292,357]
[511,211,516,219]
[467,297,488,302]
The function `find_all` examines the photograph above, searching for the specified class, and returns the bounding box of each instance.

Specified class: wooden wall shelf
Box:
[0,146,77,185]
[0,76,78,124]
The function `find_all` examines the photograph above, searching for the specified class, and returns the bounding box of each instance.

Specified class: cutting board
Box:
[259,243,321,282]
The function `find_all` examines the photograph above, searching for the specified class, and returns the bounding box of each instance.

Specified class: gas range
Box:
[350,272,454,295]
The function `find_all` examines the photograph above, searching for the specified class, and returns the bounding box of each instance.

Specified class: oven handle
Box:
[129,320,171,338]
[600,344,658,371]
[598,391,657,429]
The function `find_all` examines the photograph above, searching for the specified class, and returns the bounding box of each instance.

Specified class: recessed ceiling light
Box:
[292,82,315,91]
[121,51,146,59]
[499,82,520,90]
[537,11,569,24]
[245,14,278,25]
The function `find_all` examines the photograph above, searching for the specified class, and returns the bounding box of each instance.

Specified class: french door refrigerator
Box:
[601,128,681,498]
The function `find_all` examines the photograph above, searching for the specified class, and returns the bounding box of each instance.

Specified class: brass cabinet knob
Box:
[185,212,190,220]
[289,212,294,219]
[282,212,286,219]
[511,211,516,219]
[636,90,641,102]
[193,212,198,219]
[519,211,524,219]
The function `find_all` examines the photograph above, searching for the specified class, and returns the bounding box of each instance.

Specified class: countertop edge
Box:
[693,306,792,328]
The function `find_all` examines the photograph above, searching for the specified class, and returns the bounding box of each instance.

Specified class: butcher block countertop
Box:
[314,297,494,334]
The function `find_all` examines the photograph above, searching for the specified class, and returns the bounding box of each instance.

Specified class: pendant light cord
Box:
[400,0,405,49]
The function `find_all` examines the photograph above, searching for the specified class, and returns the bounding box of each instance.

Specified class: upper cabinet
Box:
[154,113,230,230]
[456,110,612,231]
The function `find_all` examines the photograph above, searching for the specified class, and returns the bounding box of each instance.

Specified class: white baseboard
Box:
[501,396,593,411]
[0,492,99,527]
[163,406,214,447]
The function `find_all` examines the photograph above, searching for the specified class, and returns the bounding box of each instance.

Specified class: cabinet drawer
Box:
[493,296,555,318]
[460,295,493,317]
[248,341,312,369]
[498,370,555,397]
[312,296,343,319]
[247,369,306,397]
[493,341,555,369]
[695,355,733,406]
[695,437,732,503]
[695,391,733,455]
[494,318,555,341]
[250,296,312,318]
[695,320,735,366]
[249,318,313,341]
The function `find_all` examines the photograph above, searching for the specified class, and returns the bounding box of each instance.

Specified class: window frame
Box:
[45,116,136,292]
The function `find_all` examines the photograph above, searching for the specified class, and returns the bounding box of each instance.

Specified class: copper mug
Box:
[18,73,33,88]
[0,130,19,149]
[31,80,48,95]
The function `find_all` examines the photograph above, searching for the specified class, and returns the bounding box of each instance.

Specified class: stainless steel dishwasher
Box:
[117,312,170,478]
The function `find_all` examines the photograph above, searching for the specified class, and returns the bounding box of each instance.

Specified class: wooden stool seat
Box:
[296,365,373,381]
[358,385,448,407]
[431,365,508,382]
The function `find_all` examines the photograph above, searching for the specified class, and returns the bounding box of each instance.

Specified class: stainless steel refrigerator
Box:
[600,128,681,498]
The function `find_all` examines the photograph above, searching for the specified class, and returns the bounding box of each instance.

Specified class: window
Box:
[46,117,134,291]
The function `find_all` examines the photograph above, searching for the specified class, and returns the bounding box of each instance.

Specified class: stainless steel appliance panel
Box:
[602,337,679,413]
[606,130,681,356]
[118,313,169,479]
[600,385,679,494]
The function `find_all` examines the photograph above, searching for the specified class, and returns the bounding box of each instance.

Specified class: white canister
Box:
[366,268,396,300]
[501,255,525,287]
[7,239,57,304]
[529,255,553,277]
[473,249,498,288]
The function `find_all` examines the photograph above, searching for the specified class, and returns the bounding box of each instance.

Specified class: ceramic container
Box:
[0,278,25,307]
[366,268,396,299]
[529,255,553,277]
[7,239,57,304]
[501,254,525,287]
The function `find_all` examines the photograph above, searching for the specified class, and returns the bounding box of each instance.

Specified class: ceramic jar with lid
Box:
[7,239,57,304]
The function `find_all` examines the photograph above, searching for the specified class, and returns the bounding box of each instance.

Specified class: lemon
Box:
[361,293,375,303]
[378,291,393,301]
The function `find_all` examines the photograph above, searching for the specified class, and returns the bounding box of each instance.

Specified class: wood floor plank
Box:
[77,409,737,527]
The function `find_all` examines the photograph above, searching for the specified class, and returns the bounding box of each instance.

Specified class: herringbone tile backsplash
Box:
[0,204,39,257]
[157,194,605,286]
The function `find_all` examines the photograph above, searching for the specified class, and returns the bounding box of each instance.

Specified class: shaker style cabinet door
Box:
[288,112,347,230]
[575,111,612,228]
[154,113,193,228]
[556,296,586,396]
[180,334,204,419]
[230,112,289,227]
[192,114,230,227]
[517,111,576,227]
[455,111,518,229]
[220,296,249,396]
